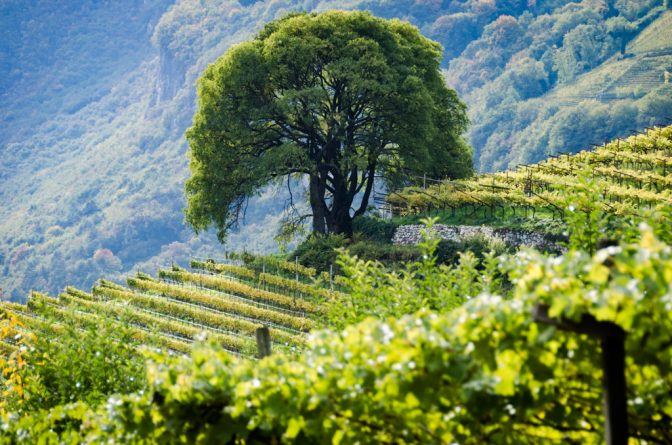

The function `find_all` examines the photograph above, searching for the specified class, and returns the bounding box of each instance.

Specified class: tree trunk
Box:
[309,162,377,238]
[325,166,356,237]
[326,205,353,237]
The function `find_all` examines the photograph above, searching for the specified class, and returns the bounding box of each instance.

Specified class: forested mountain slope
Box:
[452,3,672,171]
[1,0,671,300]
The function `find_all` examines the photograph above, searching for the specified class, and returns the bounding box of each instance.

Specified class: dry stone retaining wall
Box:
[392,224,564,252]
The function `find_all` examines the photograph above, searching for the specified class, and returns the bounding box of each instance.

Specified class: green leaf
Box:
[285,417,304,439]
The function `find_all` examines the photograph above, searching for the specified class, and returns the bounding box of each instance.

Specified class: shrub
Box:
[434,233,512,265]
[347,241,420,264]
[352,215,399,243]
[1,304,146,415]
[290,234,348,273]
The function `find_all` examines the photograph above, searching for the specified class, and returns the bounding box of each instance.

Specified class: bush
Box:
[290,234,348,273]
[0,304,146,415]
[352,216,399,243]
[434,234,512,265]
[347,241,420,264]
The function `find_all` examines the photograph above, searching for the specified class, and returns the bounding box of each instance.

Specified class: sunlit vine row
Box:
[57,292,256,355]
[28,292,192,353]
[91,282,304,346]
[126,277,315,331]
[390,125,672,217]
[159,268,318,313]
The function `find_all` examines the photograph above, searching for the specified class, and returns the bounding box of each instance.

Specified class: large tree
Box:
[185,10,471,239]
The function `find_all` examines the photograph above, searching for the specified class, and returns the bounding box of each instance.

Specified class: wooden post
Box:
[295,256,299,282]
[330,264,334,290]
[602,328,628,445]
[533,304,628,445]
[256,327,271,358]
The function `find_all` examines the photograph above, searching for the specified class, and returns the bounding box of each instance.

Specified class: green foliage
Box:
[346,241,420,265]
[4,226,672,443]
[562,166,672,253]
[4,0,671,302]
[92,280,305,347]
[448,2,672,171]
[234,252,319,279]
[391,125,672,247]
[561,168,611,254]
[324,218,505,330]
[434,234,513,265]
[1,306,145,415]
[127,275,315,332]
[352,215,399,243]
[291,234,348,273]
[290,230,421,274]
[185,10,471,239]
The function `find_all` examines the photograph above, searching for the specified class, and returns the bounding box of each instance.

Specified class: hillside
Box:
[3,207,672,443]
[2,0,672,300]
[389,124,672,223]
[0,256,343,358]
[2,122,672,443]
[451,3,672,171]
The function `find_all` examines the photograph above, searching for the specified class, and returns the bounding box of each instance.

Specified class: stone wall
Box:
[392,224,564,252]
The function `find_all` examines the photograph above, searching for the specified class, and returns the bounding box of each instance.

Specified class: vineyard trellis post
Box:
[255,327,272,358]
[533,303,628,445]
[329,264,334,291]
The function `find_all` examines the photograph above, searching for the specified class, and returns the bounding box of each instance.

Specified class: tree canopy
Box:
[185,10,471,239]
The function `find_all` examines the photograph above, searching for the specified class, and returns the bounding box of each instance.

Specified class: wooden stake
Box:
[533,304,628,445]
[256,327,272,359]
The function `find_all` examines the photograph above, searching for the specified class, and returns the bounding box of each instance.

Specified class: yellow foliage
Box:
[0,311,36,415]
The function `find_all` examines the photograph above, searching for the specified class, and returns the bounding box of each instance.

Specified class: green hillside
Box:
[628,9,672,53]
[538,10,672,109]
[389,125,672,225]
[3,203,672,443]
[3,4,672,443]
[452,1,672,171]
[0,258,343,359]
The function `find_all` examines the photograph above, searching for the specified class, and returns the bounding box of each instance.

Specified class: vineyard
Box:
[3,224,672,443]
[388,125,672,220]
[0,259,341,359]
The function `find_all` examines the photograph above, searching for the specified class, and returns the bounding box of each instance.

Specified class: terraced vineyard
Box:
[388,125,672,218]
[0,259,341,359]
